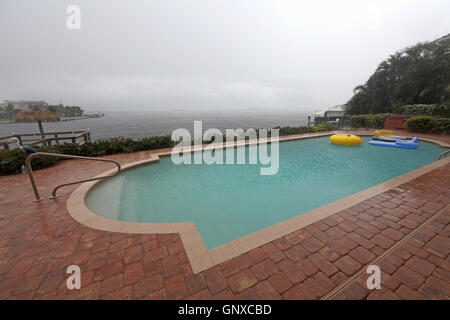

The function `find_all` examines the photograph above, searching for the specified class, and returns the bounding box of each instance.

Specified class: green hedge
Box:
[0,148,59,175]
[0,136,176,175]
[405,116,450,134]
[349,114,386,128]
[0,125,334,175]
[431,118,450,134]
[274,124,335,136]
[44,136,176,157]
[393,104,450,116]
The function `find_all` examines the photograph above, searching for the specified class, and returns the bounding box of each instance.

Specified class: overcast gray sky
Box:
[0,0,449,111]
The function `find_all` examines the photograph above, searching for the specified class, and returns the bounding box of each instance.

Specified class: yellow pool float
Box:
[374,130,394,136]
[330,134,363,146]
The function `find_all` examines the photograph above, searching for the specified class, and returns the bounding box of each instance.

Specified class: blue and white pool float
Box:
[369,136,418,149]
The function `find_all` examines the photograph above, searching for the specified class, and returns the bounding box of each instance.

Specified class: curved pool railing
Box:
[438,149,450,160]
[25,152,121,202]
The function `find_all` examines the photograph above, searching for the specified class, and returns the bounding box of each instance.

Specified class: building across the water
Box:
[84,112,105,118]
[0,100,48,110]
[312,104,345,125]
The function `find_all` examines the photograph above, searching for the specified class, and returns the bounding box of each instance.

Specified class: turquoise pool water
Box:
[85,136,444,249]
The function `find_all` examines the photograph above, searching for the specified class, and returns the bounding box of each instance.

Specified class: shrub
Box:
[393,104,450,117]
[311,124,326,132]
[405,116,435,133]
[374,114,386,128]
[406,116,450,134]
[350,115,365,128]
[0,135,176,176]
[433,105,450,117]
[0,148,59,175]
[430,118,450,134]
[349,114,386,128]
[0,149,27,175]
[264,124,334,137]
[0,125,335,175]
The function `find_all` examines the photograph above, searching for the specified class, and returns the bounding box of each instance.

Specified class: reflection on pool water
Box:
[85,136,444,249]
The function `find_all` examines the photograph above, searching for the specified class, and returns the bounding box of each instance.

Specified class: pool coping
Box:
[66,131,450,274]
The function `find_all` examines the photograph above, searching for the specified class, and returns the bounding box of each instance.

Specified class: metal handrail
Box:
[438,149,450,160]
[25,152,121,202]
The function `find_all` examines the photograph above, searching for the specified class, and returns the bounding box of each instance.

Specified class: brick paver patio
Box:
[0,132,449,300]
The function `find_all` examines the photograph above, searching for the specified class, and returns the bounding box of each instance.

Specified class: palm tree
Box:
[346,36,450,115]
[14,109,60,145]
[5,103,16,119]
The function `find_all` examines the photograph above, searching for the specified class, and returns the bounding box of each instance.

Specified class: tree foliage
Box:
[42,105,83,117]
[346,37,450,115]
[14,110,60,122]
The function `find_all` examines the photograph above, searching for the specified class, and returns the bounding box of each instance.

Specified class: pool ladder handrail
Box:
[438,149,450,160]
[25,152,121,202]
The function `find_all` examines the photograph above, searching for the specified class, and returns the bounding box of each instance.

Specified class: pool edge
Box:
[66,132,450,274]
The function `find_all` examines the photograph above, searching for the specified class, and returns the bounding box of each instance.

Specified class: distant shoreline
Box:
[0,116,99,124]
[0,109,309,141]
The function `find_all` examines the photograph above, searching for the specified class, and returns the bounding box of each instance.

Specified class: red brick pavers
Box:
[334,206,450,300]
[0,139,449,300]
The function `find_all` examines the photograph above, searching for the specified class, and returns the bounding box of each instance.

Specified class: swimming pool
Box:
[85,136,445,249]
